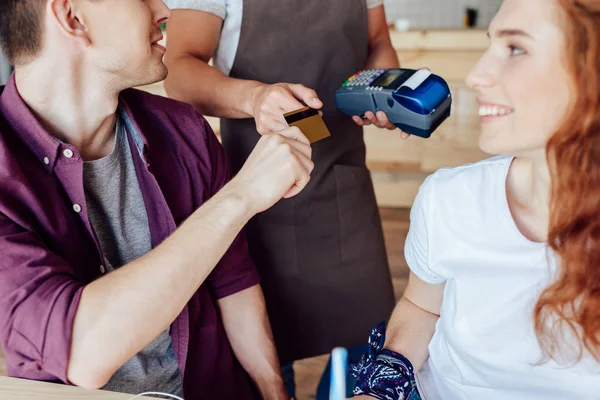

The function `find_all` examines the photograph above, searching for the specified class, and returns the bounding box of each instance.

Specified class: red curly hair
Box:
[536,0,600,363]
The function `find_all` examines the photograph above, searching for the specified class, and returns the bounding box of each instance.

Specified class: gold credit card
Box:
[283,106,331,144]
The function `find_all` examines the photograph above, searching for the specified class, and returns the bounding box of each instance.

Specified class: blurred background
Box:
[383,0,501,29]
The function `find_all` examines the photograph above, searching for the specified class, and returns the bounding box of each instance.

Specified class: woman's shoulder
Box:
[427,156,512,192]
[416,156,512,217]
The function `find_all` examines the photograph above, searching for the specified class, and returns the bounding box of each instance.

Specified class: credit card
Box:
[283,106,331,144]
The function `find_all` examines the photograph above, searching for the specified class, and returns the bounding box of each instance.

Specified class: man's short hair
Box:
[0,0,46,65]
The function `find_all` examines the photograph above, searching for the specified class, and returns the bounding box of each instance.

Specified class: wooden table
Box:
[0,377,155,399]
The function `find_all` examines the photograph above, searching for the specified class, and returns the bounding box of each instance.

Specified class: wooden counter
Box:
[0,377,155,399]
[139,29,490,207]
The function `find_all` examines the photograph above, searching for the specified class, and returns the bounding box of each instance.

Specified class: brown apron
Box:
[221,0,395,365]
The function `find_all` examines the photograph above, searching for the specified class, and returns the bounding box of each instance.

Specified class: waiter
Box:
[163,1,402,398]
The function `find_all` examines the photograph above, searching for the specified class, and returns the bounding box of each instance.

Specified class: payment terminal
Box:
[335,68,452,138]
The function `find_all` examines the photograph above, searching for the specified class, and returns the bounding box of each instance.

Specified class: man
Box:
[164,0,402,398]
[0,1,313,399]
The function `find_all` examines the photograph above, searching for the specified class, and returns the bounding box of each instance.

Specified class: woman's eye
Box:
[509,45,526,56]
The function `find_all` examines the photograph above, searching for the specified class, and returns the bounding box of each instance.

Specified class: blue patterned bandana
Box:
[350,322,421,400]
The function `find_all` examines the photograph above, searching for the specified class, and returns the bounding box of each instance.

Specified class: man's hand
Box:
[246,83,323,135]
[229,127,314,214]
[352,111,410,140]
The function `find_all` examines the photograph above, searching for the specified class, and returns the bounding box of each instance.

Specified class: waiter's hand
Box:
[231,126,314,213]
[247,83,323,135]
[352,111,410,140]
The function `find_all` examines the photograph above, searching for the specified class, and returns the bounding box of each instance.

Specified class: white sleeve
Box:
[404,174,446,285]
[164,0,227,19]
[366,0,385,9]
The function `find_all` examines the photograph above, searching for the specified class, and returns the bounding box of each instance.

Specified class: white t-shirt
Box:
[165,0,384,75]
[406,156,600,400]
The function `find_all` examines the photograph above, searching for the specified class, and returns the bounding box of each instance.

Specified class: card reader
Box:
[335,68,452,138]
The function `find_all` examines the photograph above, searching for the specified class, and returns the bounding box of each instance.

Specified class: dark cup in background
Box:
[465,7,479,28]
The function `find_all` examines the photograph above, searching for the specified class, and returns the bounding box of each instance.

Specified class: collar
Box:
[0,74,63,173]
[0,73,149,172]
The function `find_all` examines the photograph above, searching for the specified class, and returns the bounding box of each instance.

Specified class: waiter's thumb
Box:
[288,83,323,109]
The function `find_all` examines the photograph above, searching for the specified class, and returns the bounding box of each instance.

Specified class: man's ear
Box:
[47,0,91,46]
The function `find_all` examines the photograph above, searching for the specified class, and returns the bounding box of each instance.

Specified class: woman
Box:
[351,0,600,399]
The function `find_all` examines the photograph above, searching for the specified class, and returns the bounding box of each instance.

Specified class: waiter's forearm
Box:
[366,5,400,70]
[164,54,264,119]
[218,285,288,400]
[366,41,400,70]
[68,186,254,390]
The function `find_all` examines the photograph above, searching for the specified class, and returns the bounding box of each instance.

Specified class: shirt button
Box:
[43,157,49,165]
[73,204,82,213]
[100,265,106,274]
[63,149,74,158]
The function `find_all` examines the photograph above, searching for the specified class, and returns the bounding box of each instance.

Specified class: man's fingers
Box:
[283,184,303,199]
[283,173,311,199]
[352,115,366,126]
[277,86,309,113]
[355,111,404,131]
[364,111,377,123]
[278,136,312,161]
[279,97,306,114]
[291,147,314,173]
[282,156,312,199]
[375,111,398,130]
[376,110,389,123]
[288,83,323,109]
[256,114,289,135]
[353,115,367,126]
[258,85,302,115]
[277,126,311,145]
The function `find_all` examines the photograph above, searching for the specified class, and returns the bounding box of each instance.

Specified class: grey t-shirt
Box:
[83,118,183,396]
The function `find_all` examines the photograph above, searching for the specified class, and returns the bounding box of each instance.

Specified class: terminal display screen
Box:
[373,70,412,89]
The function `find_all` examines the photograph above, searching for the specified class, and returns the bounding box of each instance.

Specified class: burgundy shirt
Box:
[0,74,261,400]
